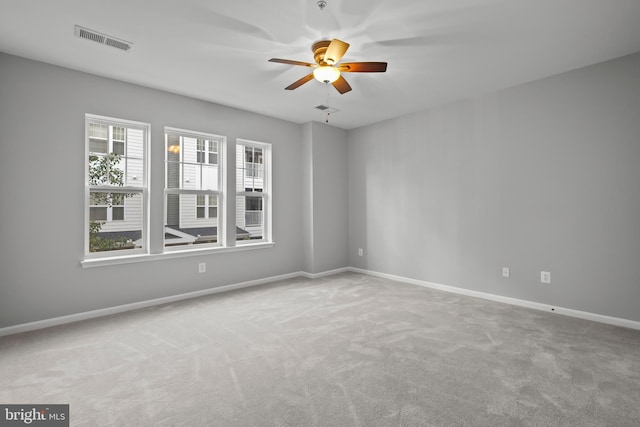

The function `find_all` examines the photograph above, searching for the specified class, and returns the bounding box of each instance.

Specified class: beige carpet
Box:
[1,272,639,426]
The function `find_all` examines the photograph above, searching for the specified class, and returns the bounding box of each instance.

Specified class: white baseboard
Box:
[4,266,638,337]
[0,271,303,337]
[300,267,350,279]
[348,267,640,331]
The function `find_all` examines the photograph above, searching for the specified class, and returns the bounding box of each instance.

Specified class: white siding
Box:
[236,147,246,228]
[235,196,245,229]
[182,137,197,190]
[97,193,143,233]
[179,194,217,229]
[236,146,245,192]
[126,129,144,157]
[125,128,144,186]
[183,137,197,163]
[202,164,218,190]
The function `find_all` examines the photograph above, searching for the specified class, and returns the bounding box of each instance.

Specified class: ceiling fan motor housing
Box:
[312,40,332,65]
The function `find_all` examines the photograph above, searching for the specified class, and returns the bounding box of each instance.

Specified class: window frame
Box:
[164,127,226,252]
[81,122,276,269]
[84,114,150,259]
[236,139,272,245]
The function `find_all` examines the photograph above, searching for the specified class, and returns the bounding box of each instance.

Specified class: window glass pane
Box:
[236,195,263,240]
[89,138,108,153]
[164,192,218,248]
[125,158,143,186]
[88,157,104,185]
[165,129,223,250]
[166,194,180,226]
[236,144,264,192]
[183,163,197,189]
[86,116,148,258]
[208,195,217,219]
[111,193,125,205]
[89,191,107,206]
[109,158,125,186]
[112,126,125,141]
[89,123,108,139]
[112,207,124,221]
[89,192,143,253]
[201,164,218,191]
[89,124,109,153]
[235,140,269,243]
[166,160,180,189]
[196,139,205,164]
[90,206,107,221]
[113,141,125,155]
[167,134,181,158]
[88,153,129,187]
[254,148,263,164]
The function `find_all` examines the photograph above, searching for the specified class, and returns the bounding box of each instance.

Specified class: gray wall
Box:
[349,52,640,322]
[2,50,639,328]
[0,53,309,328]
[307,122,349,274]
[301,123,315,273]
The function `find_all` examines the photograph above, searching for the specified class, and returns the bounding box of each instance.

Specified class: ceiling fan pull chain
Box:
[325,83,331,123]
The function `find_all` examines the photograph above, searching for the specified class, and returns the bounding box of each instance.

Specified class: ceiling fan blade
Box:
[269,58,316,67]
[285,73,315,90]
[332,75,352,94]
[324,39,350,65]
[338,62,388,72]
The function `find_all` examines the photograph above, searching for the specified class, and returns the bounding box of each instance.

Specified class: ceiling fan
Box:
[268,38,387,94]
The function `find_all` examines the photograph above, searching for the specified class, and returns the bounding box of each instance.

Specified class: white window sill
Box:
[81,242,275,268]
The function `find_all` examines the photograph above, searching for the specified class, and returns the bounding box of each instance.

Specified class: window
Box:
[89,192,124,222]
[236,140,271,242]
[85,115,149,257]
[165,128,225,249]
[83,119,273,267]
[196,194,217,219]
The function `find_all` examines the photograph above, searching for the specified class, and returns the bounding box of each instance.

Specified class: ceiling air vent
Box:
[315,105,340,114]
[74,25,133,52]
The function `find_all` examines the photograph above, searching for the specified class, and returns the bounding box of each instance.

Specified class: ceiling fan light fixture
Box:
[313,66,340,83]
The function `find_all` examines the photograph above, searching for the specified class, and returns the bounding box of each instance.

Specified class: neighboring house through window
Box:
[236,139,271,242]
[85,115,149,257]
[165,128,225,248]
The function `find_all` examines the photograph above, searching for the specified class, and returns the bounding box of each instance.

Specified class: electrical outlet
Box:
[502,267,510,278]
[540,271,551,284]
[198,262,206,273]
[358,248,363,256]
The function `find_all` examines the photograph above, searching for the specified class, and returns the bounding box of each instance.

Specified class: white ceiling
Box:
[1,0,640,129]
